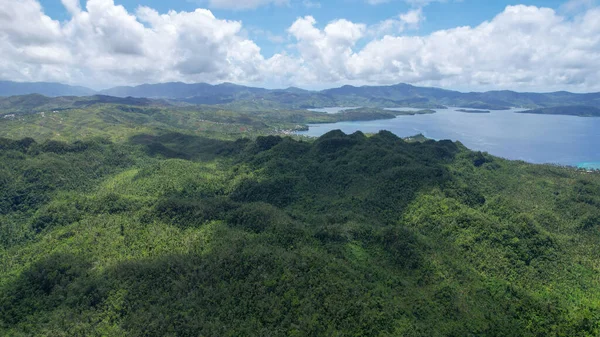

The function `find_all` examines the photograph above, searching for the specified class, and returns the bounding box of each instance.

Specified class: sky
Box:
[0,0,599,92]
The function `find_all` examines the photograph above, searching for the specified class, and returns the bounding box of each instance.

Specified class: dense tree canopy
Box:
[1,130,599,336]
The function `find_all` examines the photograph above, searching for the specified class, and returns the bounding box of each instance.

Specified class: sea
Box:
[296,107,600,168]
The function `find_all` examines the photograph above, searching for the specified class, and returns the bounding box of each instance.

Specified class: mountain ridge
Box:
[0,81,96,97]
[2,80,600,109]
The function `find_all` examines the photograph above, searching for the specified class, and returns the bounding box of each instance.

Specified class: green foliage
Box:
[228,202,286,233]
[521,105,600,117]
[154,196,237,228]
[1,130,599,336]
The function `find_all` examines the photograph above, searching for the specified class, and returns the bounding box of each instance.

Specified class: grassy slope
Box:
[0,104,298,142]
[0,130,599,336]
[0,102,439,144]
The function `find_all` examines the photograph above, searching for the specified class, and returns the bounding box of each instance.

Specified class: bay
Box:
[296,107,600,167]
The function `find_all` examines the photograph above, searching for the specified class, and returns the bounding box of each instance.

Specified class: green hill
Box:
[519,105,600,117]
[0,129,599,336]
[0,98,437,143]
[0,94,167,116]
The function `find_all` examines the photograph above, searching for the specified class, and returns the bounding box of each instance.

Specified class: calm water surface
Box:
[296,107,600,167]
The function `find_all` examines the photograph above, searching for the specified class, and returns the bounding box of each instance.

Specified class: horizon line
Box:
[1,79,599,95]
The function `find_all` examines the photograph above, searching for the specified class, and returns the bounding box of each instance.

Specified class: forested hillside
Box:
[1,130,599,336]
[520,106,600,117]
[0,98,443,143]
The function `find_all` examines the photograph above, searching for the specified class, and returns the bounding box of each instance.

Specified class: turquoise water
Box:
[296,107,600,167]
[578,162,600,170]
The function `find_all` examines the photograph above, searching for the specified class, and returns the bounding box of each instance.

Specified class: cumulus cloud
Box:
[0,0,69,82]
[288,16,366,82]
[0,0,269,87]
[367,0,450,6]
[285,5,600,91]
[0,1,600,92]
[201,0,289,10]
[369,8,424,36]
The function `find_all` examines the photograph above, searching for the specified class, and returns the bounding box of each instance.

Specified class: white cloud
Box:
[367,0,450,6]
[369,8,424,36]
[0,0,62,45]
[0,0,70,83]
[288,17,366,82]
[404,0,448,6]
[302,0,321,8]
[366,0,391,4]
[202,0,289,10]
[561,0,596,12]
[0,0,270,87]
[247,27,287,44]
[284,5,600,91]
[399,8,424,25]
[1,1,600,92]
[61,0,82,15]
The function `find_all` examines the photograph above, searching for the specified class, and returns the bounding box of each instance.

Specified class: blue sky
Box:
[38,0,569,57]
[2,0,599,91]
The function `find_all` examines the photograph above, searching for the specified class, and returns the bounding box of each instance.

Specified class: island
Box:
[456,109,491,113]
[302,107,436,124]
[518,105,600,117]
[387,108,436,116]
[460,102,511,110]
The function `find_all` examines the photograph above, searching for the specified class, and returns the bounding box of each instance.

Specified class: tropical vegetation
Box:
[0,96,599,336]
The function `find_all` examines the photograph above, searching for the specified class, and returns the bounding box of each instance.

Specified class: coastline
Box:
[578,162,600,170]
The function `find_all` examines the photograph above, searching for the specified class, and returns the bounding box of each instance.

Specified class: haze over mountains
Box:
[0,81,96,98]
[1,80,600,111]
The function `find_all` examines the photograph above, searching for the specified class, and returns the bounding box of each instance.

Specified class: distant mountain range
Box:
[100,82,269,100]
[1,80,600,110]
[0,81,96,97]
